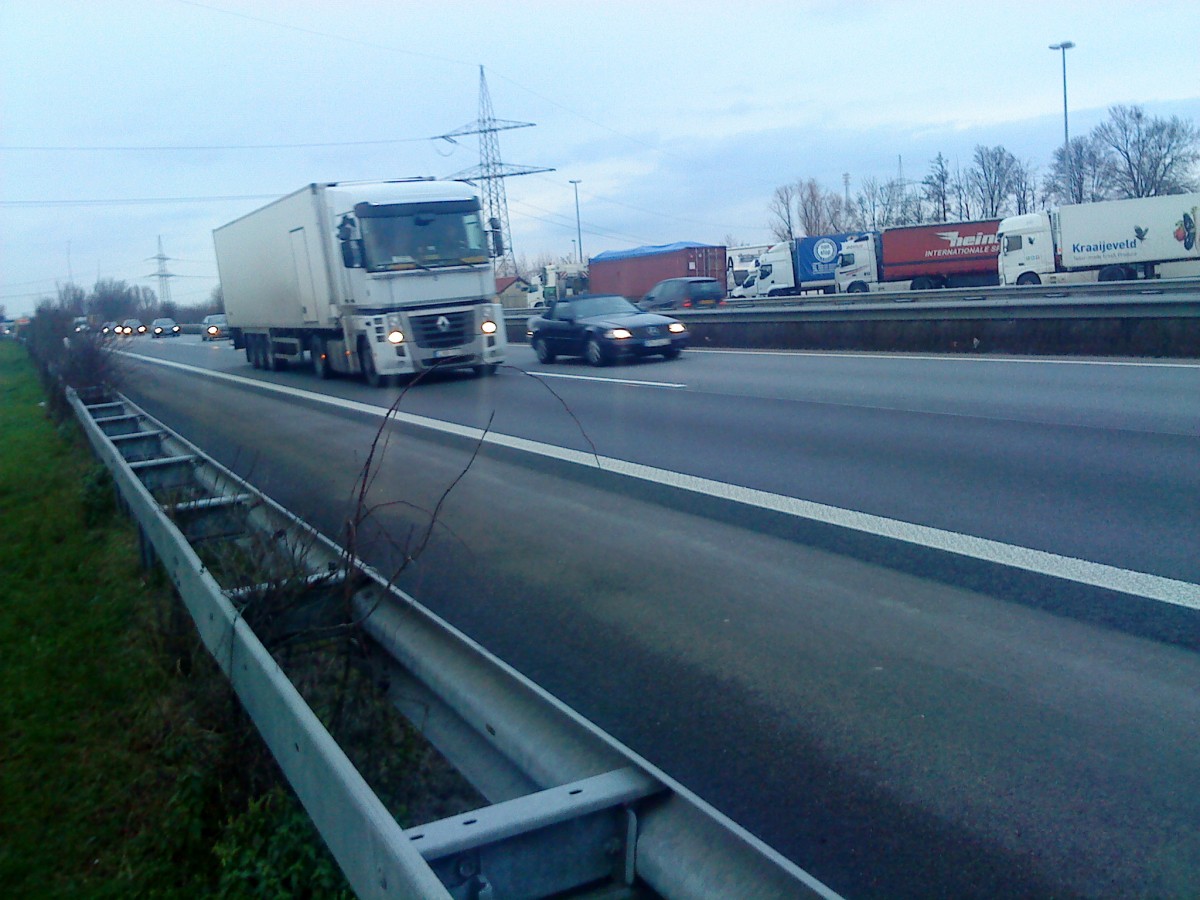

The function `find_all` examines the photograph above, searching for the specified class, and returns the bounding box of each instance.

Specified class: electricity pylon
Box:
[439,66,553,277]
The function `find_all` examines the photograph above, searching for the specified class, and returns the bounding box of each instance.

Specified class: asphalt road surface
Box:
[116,335,1200,898]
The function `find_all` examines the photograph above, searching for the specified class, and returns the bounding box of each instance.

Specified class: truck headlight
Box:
[481,320,497,335]
[387,329,404,344]
[668,322,686,333]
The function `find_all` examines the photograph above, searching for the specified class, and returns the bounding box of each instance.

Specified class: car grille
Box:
[411,310,471,349]
[631,324,670,339]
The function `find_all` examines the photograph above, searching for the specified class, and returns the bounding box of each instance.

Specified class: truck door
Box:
[289,227,319,323]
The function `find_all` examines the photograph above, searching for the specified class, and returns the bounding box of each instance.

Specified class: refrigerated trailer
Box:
[998,193,1200,285]
[836,220,1002,293]
[214,180,507,386]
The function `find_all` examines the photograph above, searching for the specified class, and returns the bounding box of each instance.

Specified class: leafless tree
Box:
[767,183,798,241]
[1046,134,1115,205]
[967,145,1019,218]
[923,153,952,223]
[1094,104,1200,198]
[1009,158,1040,215]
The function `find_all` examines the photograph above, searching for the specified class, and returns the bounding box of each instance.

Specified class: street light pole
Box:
[1049,41,1075,198]
[569,179,583,264]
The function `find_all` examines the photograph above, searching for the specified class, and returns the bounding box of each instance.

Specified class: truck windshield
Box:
[356,204,489,272]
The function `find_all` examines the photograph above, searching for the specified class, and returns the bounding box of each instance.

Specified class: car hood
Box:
[578,311,679,329]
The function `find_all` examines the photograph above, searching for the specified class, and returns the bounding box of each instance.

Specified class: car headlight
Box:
[154,327,163,334]
[481,320,497,335]
[172,326,180,333]
[207,325,218,335]
[138,325,146,333]
[606,328,633,340]
[668,322,686,333]
[387,329,404,344]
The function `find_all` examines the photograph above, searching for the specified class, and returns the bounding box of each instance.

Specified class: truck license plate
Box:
[644,338,670,347]
[434,349,459,358]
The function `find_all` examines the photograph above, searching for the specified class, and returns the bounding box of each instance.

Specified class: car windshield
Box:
[568,296,640,318]
[357,202,489,273]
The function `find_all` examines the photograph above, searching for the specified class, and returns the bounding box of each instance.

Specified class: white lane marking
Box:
[688,348,1200,369]
[529,371,687,388]
[122,352,1200,611]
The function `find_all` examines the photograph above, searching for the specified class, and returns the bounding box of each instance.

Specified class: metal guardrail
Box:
[503,279,1200,320]
[68,387,842,900]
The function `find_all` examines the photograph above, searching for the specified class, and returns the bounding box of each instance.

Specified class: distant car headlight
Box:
[154,327,163,334]
[137,325,146,333]
[207,325,218,335]
[387,329,404,344]
[668,322,686,333]
[481,320,497,335]
[606,328,633,340]
[172,325,180,333]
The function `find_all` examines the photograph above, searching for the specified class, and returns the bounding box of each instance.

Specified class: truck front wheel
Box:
[358,337,385,387]
[1016,272,1041,286]
[846,282,868,293]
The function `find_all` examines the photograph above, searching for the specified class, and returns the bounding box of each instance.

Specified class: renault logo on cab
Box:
[436,315,451,332]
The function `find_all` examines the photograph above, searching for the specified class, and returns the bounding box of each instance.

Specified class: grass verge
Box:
[0,341,352,898]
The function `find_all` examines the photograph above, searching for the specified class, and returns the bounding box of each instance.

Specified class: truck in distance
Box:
[836,220,1002,293]
[998,192,1200,285]
[525,262,589,308]
[748,234,863,298]
[214,179,507,386]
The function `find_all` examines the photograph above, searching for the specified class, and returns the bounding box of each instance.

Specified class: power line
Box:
[0,194,279,207]
[0,136,439,151]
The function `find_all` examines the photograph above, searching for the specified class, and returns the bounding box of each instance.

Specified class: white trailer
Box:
[214,180,507,385]
[999,193,1200,286]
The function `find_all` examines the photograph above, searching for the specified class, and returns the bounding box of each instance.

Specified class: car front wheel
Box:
[585,338,608,367]
[532,337,555,364]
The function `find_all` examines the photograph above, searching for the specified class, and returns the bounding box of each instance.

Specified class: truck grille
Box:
[411,310,471,349]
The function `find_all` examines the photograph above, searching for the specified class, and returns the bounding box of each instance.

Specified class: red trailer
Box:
[589,242,727,300]
[837,220,1002,292]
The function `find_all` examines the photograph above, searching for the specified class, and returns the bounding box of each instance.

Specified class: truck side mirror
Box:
[341,239,363,268]
[488,217,504,257]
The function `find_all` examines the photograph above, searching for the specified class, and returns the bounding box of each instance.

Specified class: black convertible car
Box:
[527,294,688,366]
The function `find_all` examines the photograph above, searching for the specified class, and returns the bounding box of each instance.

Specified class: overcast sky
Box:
[2,0,1198,318]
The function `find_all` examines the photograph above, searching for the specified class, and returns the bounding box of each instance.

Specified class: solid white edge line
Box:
[688,347,1200,368]
[123,351,1200,611]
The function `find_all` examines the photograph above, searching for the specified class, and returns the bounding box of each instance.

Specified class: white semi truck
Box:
[998,193,1200,286]
[214,179,507,385]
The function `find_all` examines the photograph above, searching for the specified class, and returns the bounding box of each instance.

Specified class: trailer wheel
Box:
[1098,265,1129,281]
[246,335,258,367]
[251,334,266,369]
[358,337,385,387]
[265,336,285,371]
[1016,272,1041,286]
[473,363,499,377]
[311,336,331,379]
[911,277,935,291]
